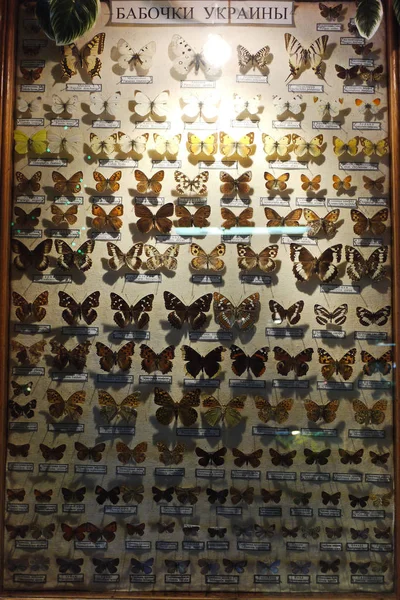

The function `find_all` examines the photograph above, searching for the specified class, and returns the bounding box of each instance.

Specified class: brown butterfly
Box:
[261,489,282,504]
[30,523,55,540]
[121,485,144,504]
[255,397,294,423]
[13,206,41,228]
[317,347,356,380]
[7,443,30,457]
[332,174,352,191]
[174,170,209,195]
[134,169,164,194]
[154,387,200,426]
[39,443,66,460]
[281,525,299,538]
[106,242,143,271]
[126,522,146,536]
[325,525,342,539]
[144,244,179,271]
[345,245,388,281]
[95,341,135,372]
[304,448,331,465]
[339,448,364,465]
[157,442,186,466]
[163,291,212,330]
[140,344,175,374]
[157,521,175,533]
[50,204,78,226]
[350,208,388,236]
[293,492,312,506]
[220,171,252,196]
[361,349,392,376]
[304,208,340,237]
[359,64,384,83]
[220,207,254,229]
[55,239,95,271]
[304,399,339,423]
[301,174,321,192]
[175,486,201,505]
[214,292,260,330]
[175,205,210,228]
[152,487,175,503]
[6,524,30,539]
[12,239,53,271]
[265,208,302,228]
[20,66,43,81]
[268,300,304,325]
[93,170,121,193]
[230,345,269,377]
[370,492,392,507]
[202,395,246,428]
[321,491,341,506]
[290,243,342,282]
[352,399,387,425]
[206,489,229,505]
[8,399,37,419]
[264,172,290,191]
[230,486,254,505]
[374,526,391,539]
[11,381,33,397]
[47,389,85,420]
[314,303,348,325]
[98,389,140,423]
[58,290,100,325]
[61,487,87,503]
[190,243,226,271]
[237,244,278,272]
[86,521,117,543]
[56,558,84,574]
[232,448,263,468]
[110,292,154,329]
[116,441,148,464]
[134,203,173,234]
[335,64,359,80]
[273,346,314,377]
[7,488,26,502]
[181,345,226,378]
[370,451,390,466]
[363,175,386,192]
[92,204,123,230]
[195,446,226,467]
[270,448,296,467]
[75,442,106,462]
[319,2,343,19]
[50,340,91,370]
[15,170,42,193]
[52,170,83,194]
[11,339,46,365]
[353,42,374,55]
[12,291,48,322]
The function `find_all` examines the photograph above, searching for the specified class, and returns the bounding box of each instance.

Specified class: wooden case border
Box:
[0,0,398,597]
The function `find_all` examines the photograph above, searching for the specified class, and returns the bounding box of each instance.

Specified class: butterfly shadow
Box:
[334,185,357,197]
[227,155,253,169]
[82,143,101,166]
[266,187,294,199]
[91,407,137,444]
[358,278,391,299]
[220,193,252,206]
[274,103,307,122]
[186,153,215,168]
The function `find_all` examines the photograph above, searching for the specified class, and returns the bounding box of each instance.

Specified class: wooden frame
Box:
[0,0,399,597]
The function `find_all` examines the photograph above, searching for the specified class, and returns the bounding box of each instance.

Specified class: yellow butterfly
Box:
[187,132,217,156]
[14,130,47,154]
[292,134,323,157]
[332,136,359,157]
[219,131,254,158]
[359,137,389,157]
[60,33,106,80]
[262,134,291,157]
[90,133,117,155]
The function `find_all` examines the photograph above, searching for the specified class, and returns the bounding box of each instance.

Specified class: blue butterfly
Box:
[290,561,311,575]
[257,559,280,574]
[130,558,154,575]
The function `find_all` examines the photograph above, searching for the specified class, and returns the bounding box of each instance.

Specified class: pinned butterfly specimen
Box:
[89,91,121,116]
[223,559,248,575]
[175,204,211,228]
[135,203,174,234]
[339,448,364,465]
[273,95,303,116]
[301,174,322,193]
[202,395,246,428]
[269,300,304,326]
[261,489,282,504]
[230,346,269,378]
[290,561,311,575]
[14,129,47,154]
[237,44,270,70]
[8,399,37,419]
[304,209,340,237]
[273,346,314,377]
[320,559,340,574]
[17,96,42,114]
[92,170,122,193]
[56,558,84,574]
[313,96,344,118]
[181,91,220,121]
[153,133,181,156]
[15,171,42,194]
[126,522,146,537]
[170,34,220,77]
[11,340,46,365]
[90,132,117,155]
[304,448,331,465]
[233,93,262,117]
[157,521,175,533]
[98,390,140,423]
[52,170,83,195]
[11,291,48,322]
[91,203,123,231]
[6,523,29,539]
[359,64,384,83]
[258,560,281,575]
[50,204,78,226]
[165,559,191,575]
[134,90,169,119]
[220,171,252,196]
[61,487,87,503]
[370,451,390,466]
[361,349,392,376]
[51,94,79,116]
[187,132,218,156]
[106,242,143,272]
[92,558,119,574]
[290,243,342,283]
[75,442,106,462]
[39,443,66,461]
[370,560,389,574]
[314,303,348,326]
[12,239,52,271]
[117,38,156,71]
[140,344,175,374]
[350,208,388,236]
[50,340,91,370]
[7,558,28,572]
[58,290,100,325]
[174,170,209,195]
[317,347,356,380]
[219,131,254,158]
[332,174,352,191]
[154,387,201,427]
[269,449,296,469]
[130,558,154,574]
[319,2,343,19]
[195,446,226,467]
[157,442,186,466]
[363,175,386,192]
[175,486,201,505]
[86,521,117,543]
[121,485,144,504]
[350,562,371,575]
[60,32,106,79]
[237,245,278,273]
[332,136,359,156]
[116,442,147,465]
[360,136,389,157]
[163,291,212,330]
[345,245,388,281]
[325,526,343,539]
[301,526,321,540]
[284,34,328,79]
[232,448,263,468]
[198,559,220,576]
[11,380,33,397]
[262,134,292,158]
[335,64,359,80]
[47,389,85,421]
[304,399,339,423]
[7,488,26,502]
[118,132,149,155]
[183,525,199,538]
[349,494,369,508]
[190,243,225,271]
[30,523,55,540]
[95,341,135,372]
[152,486,175,503]
[47,129,82,155]
[233,524,253,538]
[181,345,226,379]
[374,526,391,539]
[292,133,324,158]
[29,556,50,572]
[355,98,382,115]
[321,491,341,506]
[230,486,254,505]
[264,172,290,191]
[265,208,302,228]
[144,245,179,272]
[281,525,299,539]
[208,526,227,536]
[255,397,294,424]
[214,292,260,330]
[352,399,388,425]
[221,207,254,229]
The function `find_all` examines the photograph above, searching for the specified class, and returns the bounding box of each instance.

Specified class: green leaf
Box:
[394,0,400,26]
[35,0,55,41]
[355,0,383,40]
[50,0,100,46]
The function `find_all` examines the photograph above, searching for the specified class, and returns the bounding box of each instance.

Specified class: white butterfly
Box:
[17,96,42,114]
[181,92,220,121]
[117,38,156,71]
[90,133,117,155]
[118,132,149,155]
[89,91,121,116]
[233,93,262,117]
[313,97,343,117]
[47,129,82,155]
[134,90,169,119]
[273,95,303,116]
[170,34,220,77]
[153,133,181,156]
[51,94,79,116]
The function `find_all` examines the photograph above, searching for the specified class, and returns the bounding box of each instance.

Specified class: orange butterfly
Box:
[264,172,289,191]
[134,169,164,195]
[301,174,321,192]
[93,171,122,193]
[92,204,123,230]
[332,174,352,191]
